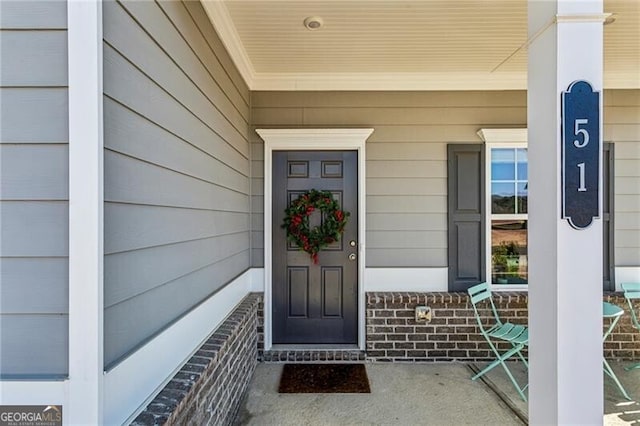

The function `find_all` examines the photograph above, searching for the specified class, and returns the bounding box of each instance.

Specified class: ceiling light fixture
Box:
[303,16,323,31]
[604,13,617,25]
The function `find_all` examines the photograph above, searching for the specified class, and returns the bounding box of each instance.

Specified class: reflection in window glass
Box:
[491,149,516,180]
[490,147,528,285]
[517,149,528,180]
[492,183,515,213]
[517,182,528,214]
[491,220,528,284]
[490,148,528,215]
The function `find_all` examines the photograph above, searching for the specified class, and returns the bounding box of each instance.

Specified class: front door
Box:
[272,150,358,344]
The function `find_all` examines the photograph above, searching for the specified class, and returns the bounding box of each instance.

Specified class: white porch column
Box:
[528,0,604,424]
[68,0,104,424]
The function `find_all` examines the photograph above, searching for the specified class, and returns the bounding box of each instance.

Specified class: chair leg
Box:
[624,362,640,371]
[472,343,525,380]
[516,349,529,369]
[603,359,632,400]
[472,342,528,401]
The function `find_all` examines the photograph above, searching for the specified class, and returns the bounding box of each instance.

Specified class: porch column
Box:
[68,0,104,424]
[528,0,605,424]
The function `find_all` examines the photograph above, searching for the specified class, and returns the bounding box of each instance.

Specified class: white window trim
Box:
[479,129,528,290]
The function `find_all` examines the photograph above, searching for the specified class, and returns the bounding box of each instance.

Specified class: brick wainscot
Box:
[365,292,638,362]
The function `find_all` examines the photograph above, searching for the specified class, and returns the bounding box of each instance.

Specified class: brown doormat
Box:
[278,364,371,393]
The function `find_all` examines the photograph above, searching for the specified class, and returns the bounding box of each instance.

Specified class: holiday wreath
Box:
[282,189,350,264]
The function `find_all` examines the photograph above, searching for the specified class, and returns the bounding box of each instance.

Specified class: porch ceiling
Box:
[200,0,639,91]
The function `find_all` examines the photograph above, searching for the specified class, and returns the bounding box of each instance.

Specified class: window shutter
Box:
[603,143,615,290]
[447,144,486,291]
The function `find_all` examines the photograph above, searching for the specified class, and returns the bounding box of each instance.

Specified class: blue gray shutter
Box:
[447,144,486,291]
[603,143,614,291]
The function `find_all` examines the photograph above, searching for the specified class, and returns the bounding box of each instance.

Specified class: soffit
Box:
[201,0,639,91]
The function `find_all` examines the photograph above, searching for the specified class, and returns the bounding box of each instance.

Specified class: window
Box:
[447,137,612,292]
[488,147,528,285]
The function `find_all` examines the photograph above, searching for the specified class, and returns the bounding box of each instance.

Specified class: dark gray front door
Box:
[272,150,358,344]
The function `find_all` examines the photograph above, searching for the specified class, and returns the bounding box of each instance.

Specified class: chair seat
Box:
[486,322,528,345]
[603,301,624,319]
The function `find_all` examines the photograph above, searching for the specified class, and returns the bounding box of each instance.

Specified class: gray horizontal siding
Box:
[104,234,250,308]
[104,150,248,212]
[0,4,68,377]
[0,31,68,86]
[104,99,248,194]
[0,0,67,29]
[103,45,248,175]
[0,201,68,257]
[0,258,68,314]
[103,0,250,367]
[0,316,68,377]
[252,91,528,108]
[252,106,527,127]
[104,250,250,367]
[104,204,249,254]
[0,88,68,143]
[251,89,640,269]
[0,144,68,200]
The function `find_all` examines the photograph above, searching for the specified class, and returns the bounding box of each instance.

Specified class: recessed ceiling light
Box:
[303,16,323,31]
[604,13,617,25]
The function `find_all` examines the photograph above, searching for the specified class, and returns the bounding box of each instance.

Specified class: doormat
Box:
[278,363,371,393]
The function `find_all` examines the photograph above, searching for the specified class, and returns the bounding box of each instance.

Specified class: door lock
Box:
[349,240,357,247]
[348,253,357,261]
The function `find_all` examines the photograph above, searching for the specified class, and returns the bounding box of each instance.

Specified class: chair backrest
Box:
[467,282,502,333]
[622,282,640,330]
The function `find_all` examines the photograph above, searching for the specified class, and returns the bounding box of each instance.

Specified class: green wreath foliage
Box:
[282,189,350,263]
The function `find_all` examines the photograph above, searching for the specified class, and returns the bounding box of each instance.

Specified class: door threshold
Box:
[261,345,366,363]
[270,344,360,351]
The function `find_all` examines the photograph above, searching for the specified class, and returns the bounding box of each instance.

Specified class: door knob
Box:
[348,253,357,261]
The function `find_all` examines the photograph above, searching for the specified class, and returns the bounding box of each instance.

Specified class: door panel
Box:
[273,151,358,344]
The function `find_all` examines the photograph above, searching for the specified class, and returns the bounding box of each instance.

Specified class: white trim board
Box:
[67,1,104,424]
[104,271,254,426]
[249,267,448,292]
[256,128,373,352]
[364,268,448,292]
[0,381,66,406]
[615,267,640,292]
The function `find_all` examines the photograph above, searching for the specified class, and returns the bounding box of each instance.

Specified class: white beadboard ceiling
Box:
[201,0,639,91]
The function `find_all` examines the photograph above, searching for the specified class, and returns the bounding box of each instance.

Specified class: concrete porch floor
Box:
[235,361,640,425]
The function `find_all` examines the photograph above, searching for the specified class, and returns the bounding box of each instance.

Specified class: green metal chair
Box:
[621,282,640,371]
[602,301,632,400]
[467,282,529,401]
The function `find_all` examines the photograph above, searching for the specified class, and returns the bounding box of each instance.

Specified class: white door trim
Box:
[256,128,373,351]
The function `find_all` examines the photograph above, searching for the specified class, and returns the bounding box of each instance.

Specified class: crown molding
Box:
[256,128,375,147]
[200,0,256,88]
[251,72,527,91]
[477,128,528,143]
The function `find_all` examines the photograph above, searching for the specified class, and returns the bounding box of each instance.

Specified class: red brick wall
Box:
[132,294,261,426]
[366,292,637,362]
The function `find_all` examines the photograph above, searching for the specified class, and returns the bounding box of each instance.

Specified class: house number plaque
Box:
[561,80,600,229]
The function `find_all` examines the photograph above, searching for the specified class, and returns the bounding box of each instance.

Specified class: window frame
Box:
[485,141,529,290]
